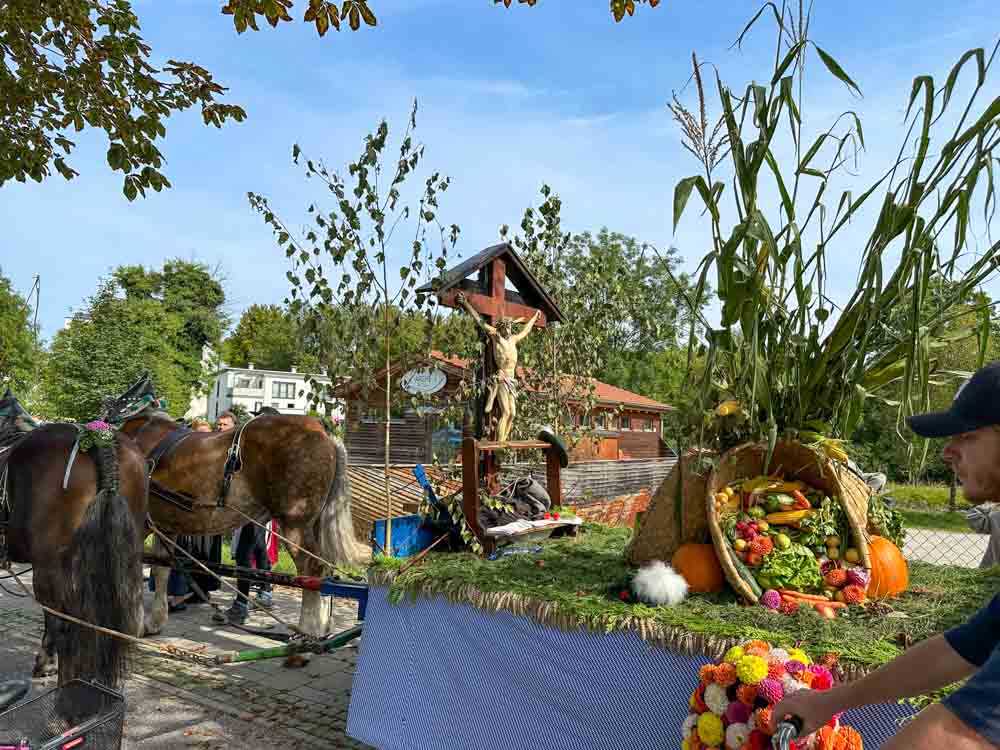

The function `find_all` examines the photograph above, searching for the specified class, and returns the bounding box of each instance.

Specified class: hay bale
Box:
[707,441,872,603]
[626,448,714,566]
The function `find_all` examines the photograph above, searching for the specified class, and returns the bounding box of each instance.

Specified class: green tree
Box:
[221,0,661,35]
[252,102,458,551]
[1,0,247,197]
[41,282,189,420]
[222,304,301,370]
[112,260,227,390]
[39,260,226,420]
[0,272,36,394]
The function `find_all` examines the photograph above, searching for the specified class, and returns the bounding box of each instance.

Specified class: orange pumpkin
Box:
[867,536,908,599]
[672,543,725,593]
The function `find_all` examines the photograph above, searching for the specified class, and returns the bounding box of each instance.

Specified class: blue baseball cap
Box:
[907,362,1000,438]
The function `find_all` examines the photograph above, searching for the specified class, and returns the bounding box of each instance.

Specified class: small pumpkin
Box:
[672,543,725,593]
[867,536,908,599]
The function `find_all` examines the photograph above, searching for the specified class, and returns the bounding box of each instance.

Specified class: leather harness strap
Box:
[146,427,198,513]
[217,418,254,508]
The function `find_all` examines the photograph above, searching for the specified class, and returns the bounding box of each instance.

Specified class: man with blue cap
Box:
[772,362,1000,749]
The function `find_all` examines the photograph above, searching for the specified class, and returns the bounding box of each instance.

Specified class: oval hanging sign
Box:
[400,367,447,396]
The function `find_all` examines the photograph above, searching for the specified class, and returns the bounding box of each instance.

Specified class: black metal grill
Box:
[0,680,124,750]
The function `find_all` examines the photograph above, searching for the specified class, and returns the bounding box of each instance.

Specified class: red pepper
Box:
[791,490,811,510]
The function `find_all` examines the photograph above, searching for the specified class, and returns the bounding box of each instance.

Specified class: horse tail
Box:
[60,436,142,688]
[315,436,369,568]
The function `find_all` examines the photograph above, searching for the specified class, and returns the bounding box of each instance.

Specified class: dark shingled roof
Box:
[416,242,565,324]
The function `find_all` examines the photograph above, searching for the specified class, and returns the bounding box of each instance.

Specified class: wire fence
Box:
[902,526,988,568]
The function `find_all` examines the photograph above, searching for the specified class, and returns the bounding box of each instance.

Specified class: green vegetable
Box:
[755,543,823,592]
[732,554,763,597]
[748,506,766,519]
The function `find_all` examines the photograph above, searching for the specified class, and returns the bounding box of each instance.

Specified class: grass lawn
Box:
[375,524,1000,677]
[888,482,969,510]
[899,509,973,533]
[144,536,298,575]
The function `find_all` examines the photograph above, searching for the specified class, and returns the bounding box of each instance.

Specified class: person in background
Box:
[964,502,1000,568]
[772,362,1000,749]
[215,411,236,433]
[156,415,221,612]
[213,409,273,624]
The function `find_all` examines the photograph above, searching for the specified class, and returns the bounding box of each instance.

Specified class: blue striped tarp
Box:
[348,587,918,749]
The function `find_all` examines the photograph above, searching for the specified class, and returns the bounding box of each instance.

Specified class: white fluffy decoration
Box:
[704,683,729,716]
[682,713,698,739]
[630,561,688,606]
[768,648,791,664]
[725,722,751,750]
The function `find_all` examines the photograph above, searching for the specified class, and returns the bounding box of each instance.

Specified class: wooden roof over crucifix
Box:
[416,242,565,327]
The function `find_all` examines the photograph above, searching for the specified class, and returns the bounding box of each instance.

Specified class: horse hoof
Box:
[283,654,309,669]
[141,620,163,637]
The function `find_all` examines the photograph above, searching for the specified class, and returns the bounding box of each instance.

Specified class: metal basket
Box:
[0,680,124,750]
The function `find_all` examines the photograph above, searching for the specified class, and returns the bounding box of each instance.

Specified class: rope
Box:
[227,506,364,582]
[6,568,219,669]
[148,523,307,638]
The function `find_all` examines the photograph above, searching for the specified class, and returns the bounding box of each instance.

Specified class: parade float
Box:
[345,10,1000,747]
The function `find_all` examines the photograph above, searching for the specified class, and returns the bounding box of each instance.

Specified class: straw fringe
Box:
[371,568,879,680]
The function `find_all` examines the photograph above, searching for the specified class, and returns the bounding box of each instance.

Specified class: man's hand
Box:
[456,292,466,305]
[770,689,838,737]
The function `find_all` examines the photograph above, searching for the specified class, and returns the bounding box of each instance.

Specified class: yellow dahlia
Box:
[736,655,769,685]
[697,712,724,747]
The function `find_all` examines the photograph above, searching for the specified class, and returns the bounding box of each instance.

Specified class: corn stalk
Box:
[669,2,1000,458]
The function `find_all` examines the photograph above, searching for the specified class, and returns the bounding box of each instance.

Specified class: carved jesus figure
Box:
[456,292,540,444]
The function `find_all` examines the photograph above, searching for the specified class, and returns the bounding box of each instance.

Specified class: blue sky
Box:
[3,0,999,339]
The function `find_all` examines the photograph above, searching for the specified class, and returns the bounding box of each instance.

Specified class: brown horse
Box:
[1,394,147,688]
[106,383,367,639]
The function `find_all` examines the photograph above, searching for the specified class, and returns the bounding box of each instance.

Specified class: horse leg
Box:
[282,523,331,638]
[33,612,60,678]
[142,535,172,636]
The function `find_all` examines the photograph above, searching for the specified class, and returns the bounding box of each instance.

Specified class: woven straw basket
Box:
[706,440,873,603]
[626,448,713,567]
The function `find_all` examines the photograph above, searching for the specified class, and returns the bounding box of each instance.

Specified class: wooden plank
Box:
[477,440,550,452]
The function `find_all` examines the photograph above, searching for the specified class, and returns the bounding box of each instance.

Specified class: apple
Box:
[757,521,770,532]
[844,548,860,564]
[734,539,748,552]
[825,535,842,547]
[827,546,841,561]
[774,533,792,550]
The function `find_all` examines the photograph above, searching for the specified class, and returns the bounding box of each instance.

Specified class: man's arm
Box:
[883,704,996,750]
[511,309,541,343]
[772,635,978,736]
[455,292,496,336]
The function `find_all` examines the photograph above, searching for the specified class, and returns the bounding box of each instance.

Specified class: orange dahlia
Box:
[744,640,771,657]
[842,585,866,605]
[713,662,738,687]
[754,706,774,734]
[700,664,718,683]
[737,684,759,705]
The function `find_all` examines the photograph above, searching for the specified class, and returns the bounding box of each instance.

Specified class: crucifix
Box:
[418,243,565,552]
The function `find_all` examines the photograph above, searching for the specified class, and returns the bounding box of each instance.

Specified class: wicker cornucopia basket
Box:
[706,441,872,603]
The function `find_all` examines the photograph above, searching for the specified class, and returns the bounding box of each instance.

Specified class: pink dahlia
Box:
[761,590,782,610]
[757,677,784,705]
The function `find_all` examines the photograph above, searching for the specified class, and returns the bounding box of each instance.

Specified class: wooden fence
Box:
[501,455,677,501]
